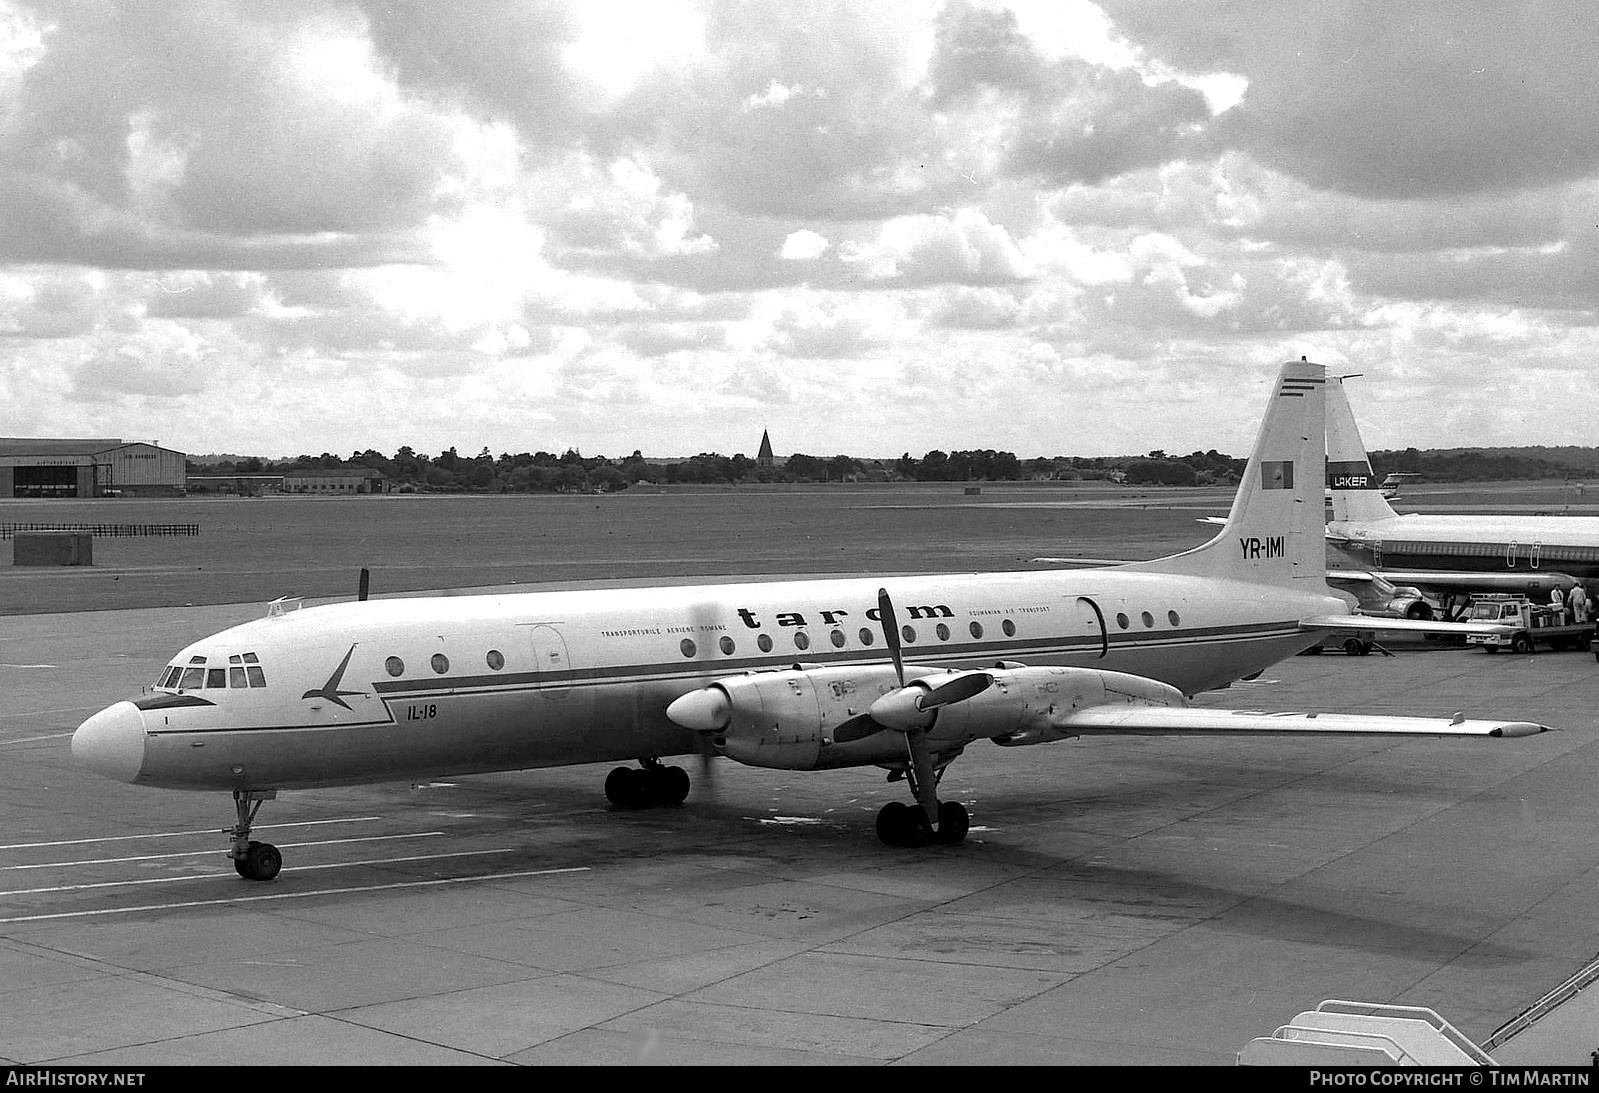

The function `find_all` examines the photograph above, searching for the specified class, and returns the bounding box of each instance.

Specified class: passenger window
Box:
[969,621,983,639]
[1002,619,1016,636]
[386,656,404,677]
[486,650,505,671]
[680,639,697,657]
[229,667,247,688]
[757,633,773,652]
[935,623,950,641]
[431,653,449,674]
[246,666,266,687]
[858,627,875,646]
[830,629,845,648]
[179,667,205,690]
[1141,611,1154,628]
[720,636,735,655]
[1116,613,1129,629]
[794,631,810,650]
[901,625,916,643]
[1168,610,1180,626]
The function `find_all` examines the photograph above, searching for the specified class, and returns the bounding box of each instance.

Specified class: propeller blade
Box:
[878,587,904,687]
[358,568,370,602]
[832,713,887,743]
[919,671,993,709]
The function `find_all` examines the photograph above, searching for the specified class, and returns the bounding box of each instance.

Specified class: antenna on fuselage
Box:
[358,568,370,602]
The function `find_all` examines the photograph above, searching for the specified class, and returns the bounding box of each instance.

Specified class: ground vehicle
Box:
[1463,594,1593,654]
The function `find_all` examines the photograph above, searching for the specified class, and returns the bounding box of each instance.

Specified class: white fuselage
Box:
[1328,513,1599,580]
[123,569,1345,791]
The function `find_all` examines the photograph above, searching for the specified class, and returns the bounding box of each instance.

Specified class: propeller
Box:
[358,567,370,602]
[878,587,905,687]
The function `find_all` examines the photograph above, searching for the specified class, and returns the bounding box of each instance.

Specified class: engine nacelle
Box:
[935,665,1185,746]
[671,664,912,770]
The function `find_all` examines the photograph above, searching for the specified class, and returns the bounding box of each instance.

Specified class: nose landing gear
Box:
[228,789,282,881]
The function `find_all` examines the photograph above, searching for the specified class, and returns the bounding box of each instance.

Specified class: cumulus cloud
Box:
[1,0,1596,454]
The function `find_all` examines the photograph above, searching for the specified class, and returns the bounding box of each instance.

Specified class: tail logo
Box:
[1240,536,1286,560]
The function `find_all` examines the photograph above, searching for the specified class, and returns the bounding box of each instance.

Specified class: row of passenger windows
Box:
[681,618,1022,658]
[675,608,1184,658]
[384,649,506,677]
[160,652,266,690]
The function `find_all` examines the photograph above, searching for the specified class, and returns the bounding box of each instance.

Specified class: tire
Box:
[605,766,640,808]
[1343,638,1365,656]
[935,801,970,845]
[876,801,909,845]
[1404,602,1434,621]
[663,765,691,805]
[1511,634,1535,655]
[243,841,282,882]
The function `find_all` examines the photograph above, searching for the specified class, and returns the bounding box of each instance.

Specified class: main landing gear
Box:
[876,799,969,847]
[876,752,970,847]
[228,789,282,881]
[604,759,691,809]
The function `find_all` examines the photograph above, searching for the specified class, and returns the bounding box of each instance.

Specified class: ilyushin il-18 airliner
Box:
[72,359,1546,880]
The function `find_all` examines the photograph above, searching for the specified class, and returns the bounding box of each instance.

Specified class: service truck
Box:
[1463,594,1593,654]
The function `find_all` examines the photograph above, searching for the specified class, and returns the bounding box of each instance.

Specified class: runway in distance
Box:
[71,360,1548,880]
[1326,374,1599,606]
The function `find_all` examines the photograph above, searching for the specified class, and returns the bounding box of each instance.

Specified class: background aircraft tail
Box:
[1124,358,1328,588]
[1326,376,1401,522]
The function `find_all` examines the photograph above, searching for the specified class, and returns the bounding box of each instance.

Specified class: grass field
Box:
[2,478,1590,615]
[0,484,1228,614]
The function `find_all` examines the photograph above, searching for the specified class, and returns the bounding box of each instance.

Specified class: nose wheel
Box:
[227,789,282,881]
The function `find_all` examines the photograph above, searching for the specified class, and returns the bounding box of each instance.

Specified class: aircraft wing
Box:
[1360,569,1579,594]
[1298,613,1514,638]
[1048,705,1546,738]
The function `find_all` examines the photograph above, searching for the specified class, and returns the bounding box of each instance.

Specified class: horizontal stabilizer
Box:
[1051,706,1548,738]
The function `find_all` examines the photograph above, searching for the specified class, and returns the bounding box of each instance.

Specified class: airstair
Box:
[1238,1000,1495,1065]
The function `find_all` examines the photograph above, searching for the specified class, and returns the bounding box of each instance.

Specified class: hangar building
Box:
[0,438,188,498]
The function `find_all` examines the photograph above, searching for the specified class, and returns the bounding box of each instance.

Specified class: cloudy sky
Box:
[1,1,1596,460]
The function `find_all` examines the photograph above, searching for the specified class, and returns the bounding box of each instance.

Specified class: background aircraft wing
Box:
[1367,569,1580,595]
[1050,706,1546,738]
[1298,613,1514,637]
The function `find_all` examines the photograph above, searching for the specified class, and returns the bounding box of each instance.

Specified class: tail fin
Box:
[1124,358,1326,588]
[1326,375,1400,522]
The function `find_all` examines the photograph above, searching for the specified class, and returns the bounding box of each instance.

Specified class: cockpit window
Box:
[230,667,248,688]
[206,668,226,688]
[246,666,266,687]
[179,667,205,690]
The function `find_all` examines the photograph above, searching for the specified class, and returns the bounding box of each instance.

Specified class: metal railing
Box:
[0,523,200,539]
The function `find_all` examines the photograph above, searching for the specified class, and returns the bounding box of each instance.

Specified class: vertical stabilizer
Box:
[1126,359,1327,588]
[1326,376,1400,523]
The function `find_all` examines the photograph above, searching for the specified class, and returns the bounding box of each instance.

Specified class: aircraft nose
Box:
[72,701,147,783]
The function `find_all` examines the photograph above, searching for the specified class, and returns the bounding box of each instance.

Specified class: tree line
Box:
[187,441,1596,496]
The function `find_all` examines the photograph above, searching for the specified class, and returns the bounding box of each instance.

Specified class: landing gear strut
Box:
[876,742,970,847]
[228,789,282,881]
[604,759,691,809]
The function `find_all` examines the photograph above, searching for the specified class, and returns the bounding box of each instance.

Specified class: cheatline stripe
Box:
[144,624,1312,737]
[0,866,591,924]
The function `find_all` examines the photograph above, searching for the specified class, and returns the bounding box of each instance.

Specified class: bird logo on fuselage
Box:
[301,644,364,710]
